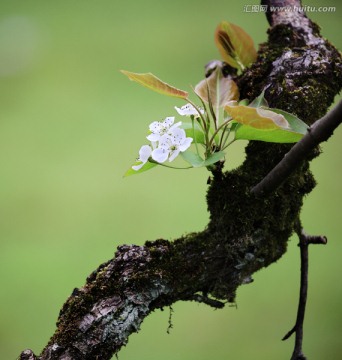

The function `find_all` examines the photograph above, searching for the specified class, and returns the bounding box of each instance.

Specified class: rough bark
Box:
[19,1,342,359]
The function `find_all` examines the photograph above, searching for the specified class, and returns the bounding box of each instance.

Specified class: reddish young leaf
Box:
[215,22,257,70]
[195,67,239,107]
[121,70,188,99]
[225,105,289,130]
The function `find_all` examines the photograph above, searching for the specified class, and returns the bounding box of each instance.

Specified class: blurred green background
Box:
[0,0,341,359]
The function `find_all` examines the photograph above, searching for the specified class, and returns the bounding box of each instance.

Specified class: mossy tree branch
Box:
[19,1,342,359]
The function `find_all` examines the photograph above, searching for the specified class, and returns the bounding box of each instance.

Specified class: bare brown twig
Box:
[282,221,327,360]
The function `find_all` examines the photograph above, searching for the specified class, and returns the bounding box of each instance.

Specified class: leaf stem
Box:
[186,98,210,149]
[205,81,217,130]
[222,137,235,150]
[215,74,221,129]
[208,118,233,149]
[219,124,230,149]
[191,117,200,156]
[149,159,192,170]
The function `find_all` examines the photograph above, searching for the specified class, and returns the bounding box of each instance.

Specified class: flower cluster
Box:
[124,46,306,177]
[132,115,193,171]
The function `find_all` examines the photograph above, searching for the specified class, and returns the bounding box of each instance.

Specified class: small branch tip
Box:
[282,326,296,341]
[185,294,225,309]
[19,350,37,360]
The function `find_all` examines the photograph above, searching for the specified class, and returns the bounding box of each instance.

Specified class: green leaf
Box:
[234,123,304,143]
[215,21,257,71]
[180,122,205,144]
[225,104,289,130]
[181,150,225,167]
[238,99,249,106]
[121,70,188,99]
[203,151,225,166]
[180,151,204,167]
[269,108,308,135]
[247,93,308,135]
[124,160,157,177]
[234,105,308,143]
[249,91,269,108]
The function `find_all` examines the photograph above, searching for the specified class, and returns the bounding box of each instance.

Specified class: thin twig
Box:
[251,100,342,196]
[167,306,174,334]
[282,221,327,360]
[184,293,225,309]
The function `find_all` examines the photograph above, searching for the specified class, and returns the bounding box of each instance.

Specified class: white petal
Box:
[149,121,161,133]
[169,121,182,132]
[158,134,172,148]
[174,105,187,116]
[170,127,186,145]
[132,163,144,171]
[175,104,204,117]
[147,133,160,142]
[162,116,175,128]
[179,137,193,152]
[139,145,152,162]
[168,148,180,162]
[132,145,152,171]
[152,148,169,163]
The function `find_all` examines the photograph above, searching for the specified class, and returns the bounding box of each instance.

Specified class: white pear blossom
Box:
[146,116,181,142]
[175,103,204,118]
[132,145,152,171]
[131,113,194,172]
[152,127,192,163]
